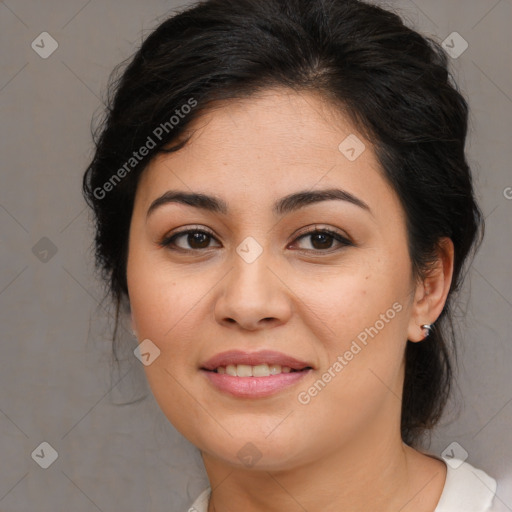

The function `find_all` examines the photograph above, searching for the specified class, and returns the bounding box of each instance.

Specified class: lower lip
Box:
[201,369,312,398]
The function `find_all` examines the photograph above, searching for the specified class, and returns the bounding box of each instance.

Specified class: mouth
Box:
[200,349,314,373]
[206,363,312,376]
[200,350,314,398]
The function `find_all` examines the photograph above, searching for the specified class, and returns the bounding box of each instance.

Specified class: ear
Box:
[407,237,455,342]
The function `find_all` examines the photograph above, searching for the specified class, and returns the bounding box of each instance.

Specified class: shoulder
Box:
[435,459,497,512]
[187,487,211,512]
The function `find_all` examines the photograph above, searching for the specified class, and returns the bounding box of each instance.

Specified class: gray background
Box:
[0,0,511,511]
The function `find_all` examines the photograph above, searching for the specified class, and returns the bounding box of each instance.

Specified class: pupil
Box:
[189,233,209,248]
[312,233,332,249]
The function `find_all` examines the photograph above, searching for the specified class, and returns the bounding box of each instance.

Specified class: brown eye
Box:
[184,232,211,249]
[309,232,335,250]
[160,229,221,251]
[292,228,353,252]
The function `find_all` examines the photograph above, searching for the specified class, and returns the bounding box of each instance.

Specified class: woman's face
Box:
[127,88,425,470]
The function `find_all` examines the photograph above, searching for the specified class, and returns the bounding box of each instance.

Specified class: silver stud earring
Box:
[421,324,432,339]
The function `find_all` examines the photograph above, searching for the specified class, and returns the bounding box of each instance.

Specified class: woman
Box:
[82,0,498,510]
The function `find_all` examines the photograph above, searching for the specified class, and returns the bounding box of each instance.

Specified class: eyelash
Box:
[158,225,354,254]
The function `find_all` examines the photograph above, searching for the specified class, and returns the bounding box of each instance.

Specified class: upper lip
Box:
[201,350,314,371]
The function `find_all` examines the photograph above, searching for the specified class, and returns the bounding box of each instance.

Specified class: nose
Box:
[214,248,293,331]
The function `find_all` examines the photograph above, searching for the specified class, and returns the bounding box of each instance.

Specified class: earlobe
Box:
[407,237,455,342]
[420,323,432,339]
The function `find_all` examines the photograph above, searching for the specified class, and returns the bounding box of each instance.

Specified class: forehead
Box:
[135,88,399,219]
[169,89,362,167]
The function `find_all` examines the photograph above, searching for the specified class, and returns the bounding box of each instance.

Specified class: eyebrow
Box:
[146,187,371,219]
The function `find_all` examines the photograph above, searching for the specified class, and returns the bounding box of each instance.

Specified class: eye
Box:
[158,225,353,253]
[290,227,353,252]
[159,227,221,251]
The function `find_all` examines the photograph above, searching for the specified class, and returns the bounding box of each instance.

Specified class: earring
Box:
[421,324,432,339]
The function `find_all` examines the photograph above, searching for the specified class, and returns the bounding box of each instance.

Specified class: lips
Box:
[200,349,314,372]
[200,349,314,398]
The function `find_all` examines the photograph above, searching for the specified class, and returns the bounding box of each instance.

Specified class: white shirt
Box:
[186,460,497,512]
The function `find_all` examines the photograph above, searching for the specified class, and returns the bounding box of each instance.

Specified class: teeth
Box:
[236,364,252,377]
[270,364,284,375]
[218,363,296,377]
[225,364,237,376]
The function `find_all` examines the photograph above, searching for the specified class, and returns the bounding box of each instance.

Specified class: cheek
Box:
[288,279,408,457]
[127,245,204,338]
[126,248,207,388]
[127,257,213,437]
[289,254,411,403]
[291,255,411,350]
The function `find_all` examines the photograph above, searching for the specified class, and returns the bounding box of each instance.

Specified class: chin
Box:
[196,427,312,471]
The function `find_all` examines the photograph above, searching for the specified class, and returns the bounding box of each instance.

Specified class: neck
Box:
[201,418,445,512]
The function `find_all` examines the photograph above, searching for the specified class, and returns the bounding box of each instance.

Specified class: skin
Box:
[126,88,454,511]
